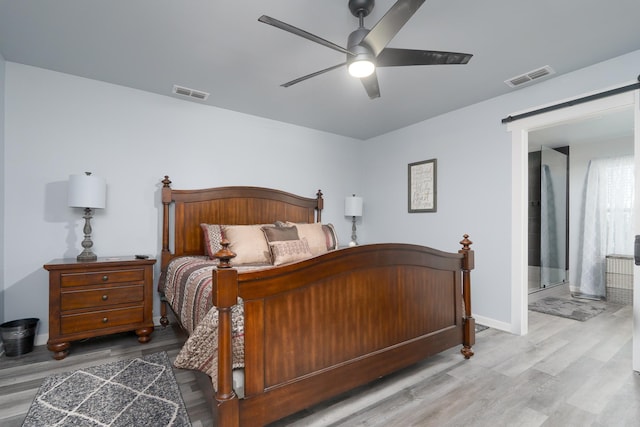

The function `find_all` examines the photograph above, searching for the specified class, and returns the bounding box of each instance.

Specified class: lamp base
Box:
[77,207,97,262]
[350,216,358,246]
[77,250,97,262]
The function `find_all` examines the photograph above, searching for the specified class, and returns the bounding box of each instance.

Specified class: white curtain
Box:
[577,156,634,298]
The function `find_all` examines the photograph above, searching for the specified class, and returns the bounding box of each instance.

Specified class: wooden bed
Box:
[159,176,475,427]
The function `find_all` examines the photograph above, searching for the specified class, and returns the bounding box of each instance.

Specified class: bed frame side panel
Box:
[236,244,468,426]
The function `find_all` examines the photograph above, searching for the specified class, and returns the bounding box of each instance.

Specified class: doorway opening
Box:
[507,90,637,338]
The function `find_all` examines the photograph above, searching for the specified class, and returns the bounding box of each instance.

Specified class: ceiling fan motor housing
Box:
[349,0,375,18]
[348,27,371,52]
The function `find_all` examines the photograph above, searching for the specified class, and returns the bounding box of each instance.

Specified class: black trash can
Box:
[0,318,39,357]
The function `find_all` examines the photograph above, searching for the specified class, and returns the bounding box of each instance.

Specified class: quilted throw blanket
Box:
[163,256,253,390]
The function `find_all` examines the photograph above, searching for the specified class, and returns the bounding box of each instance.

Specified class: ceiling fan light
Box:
[348,59,375,78]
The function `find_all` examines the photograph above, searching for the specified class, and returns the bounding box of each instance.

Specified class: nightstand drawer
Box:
[60,269,145,287]
[61,285,144,311]
[61,307,144,334]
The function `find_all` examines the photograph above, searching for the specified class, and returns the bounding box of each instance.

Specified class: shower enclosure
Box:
[528,146,568,292]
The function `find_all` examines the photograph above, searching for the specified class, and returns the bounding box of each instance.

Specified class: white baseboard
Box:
[473,314,512,333]
[34,332,48,347]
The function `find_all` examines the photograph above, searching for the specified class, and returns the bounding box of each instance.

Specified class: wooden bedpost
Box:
[160,176,172,327]
[161,176,172,268]
[212,241,240,427]
[316,189,323,222]
[459,234,475,359]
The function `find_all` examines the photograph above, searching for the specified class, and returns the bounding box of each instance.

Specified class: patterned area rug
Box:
[528,296,608,321]
[23,352,191,427]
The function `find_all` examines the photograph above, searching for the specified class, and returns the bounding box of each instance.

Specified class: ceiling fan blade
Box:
[376,48,473,67]
[361,0,426,57]
[259,15,354,56]
[360,71,381,99]
[281,63,347,87]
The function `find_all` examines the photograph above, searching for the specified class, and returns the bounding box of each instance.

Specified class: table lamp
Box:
[344,194,363,246]
[68,172,106,261]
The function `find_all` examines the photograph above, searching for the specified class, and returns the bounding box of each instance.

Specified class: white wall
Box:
[0,51,5,326]
[361,49,640,328]
[569,137,634,287]
[3,63,362,344]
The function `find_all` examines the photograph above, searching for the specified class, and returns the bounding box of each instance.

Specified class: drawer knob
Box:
[102,295,108,301]
[102,275,108,281]
[102,317,108,323]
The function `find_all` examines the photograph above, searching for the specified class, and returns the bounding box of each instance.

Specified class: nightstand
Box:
[43,256,156,360]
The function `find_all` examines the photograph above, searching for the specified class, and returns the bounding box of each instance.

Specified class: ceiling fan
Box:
[258,0,473,99]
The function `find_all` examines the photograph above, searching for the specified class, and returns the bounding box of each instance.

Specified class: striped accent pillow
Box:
[269,238,313,266]
[201,224,223,259]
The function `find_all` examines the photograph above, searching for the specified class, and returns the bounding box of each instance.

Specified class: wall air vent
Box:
[504,65,555,88]
[172,85,210,101]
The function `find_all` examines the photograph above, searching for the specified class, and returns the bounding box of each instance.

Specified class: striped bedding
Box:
[162,256,268,389]
[163,256,218,334]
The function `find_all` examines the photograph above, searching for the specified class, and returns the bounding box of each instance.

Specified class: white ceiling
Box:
[1,0,640,140]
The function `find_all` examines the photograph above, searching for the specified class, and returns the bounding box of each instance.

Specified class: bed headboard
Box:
[160,176,324,271]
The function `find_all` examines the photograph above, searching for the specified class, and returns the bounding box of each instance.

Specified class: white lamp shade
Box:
[68,173,106,209]
[344,195,363,217]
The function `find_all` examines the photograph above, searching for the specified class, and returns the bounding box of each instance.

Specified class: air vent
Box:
[172,85,210,101]
[504,65,555,88]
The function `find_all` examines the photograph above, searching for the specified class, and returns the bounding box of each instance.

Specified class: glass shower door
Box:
[540,146,567,287]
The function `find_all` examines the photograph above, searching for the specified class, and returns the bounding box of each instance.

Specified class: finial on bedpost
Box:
[162,175,172,188]
[214,239,237,268]
[459,233,475,359]
[460,234,472,251]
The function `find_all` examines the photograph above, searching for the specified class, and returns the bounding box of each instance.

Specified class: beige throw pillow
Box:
[287,222,338,256]
[222,225,271,265]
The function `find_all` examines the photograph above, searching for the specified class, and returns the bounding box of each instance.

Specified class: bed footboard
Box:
[213,236,474,427]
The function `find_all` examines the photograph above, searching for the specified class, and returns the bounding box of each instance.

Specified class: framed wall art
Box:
[408,158,437,213]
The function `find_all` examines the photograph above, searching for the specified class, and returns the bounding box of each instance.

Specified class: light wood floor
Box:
[1,302,638,427]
